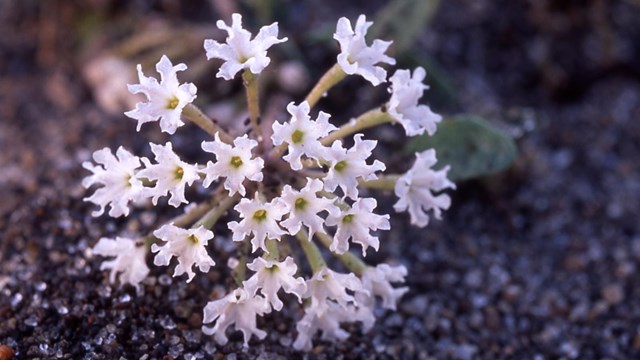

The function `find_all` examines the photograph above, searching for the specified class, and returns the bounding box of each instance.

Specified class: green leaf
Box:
[407,116,517,181]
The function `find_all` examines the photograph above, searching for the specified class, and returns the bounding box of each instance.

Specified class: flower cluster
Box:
[83,13,454,350]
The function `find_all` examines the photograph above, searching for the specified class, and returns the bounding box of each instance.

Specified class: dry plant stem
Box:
[315,232,367,276]
[242,70,262,138]
[358,175,399,190]
[265,238,280,261]
[182,103,234,143]
[232,239,250,286]
[193,192,242,229]
[295,229,326,273]
[305,63,347,108]
[321,108,394,146]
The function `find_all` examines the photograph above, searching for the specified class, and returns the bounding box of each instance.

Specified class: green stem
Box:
[242,70,262,138]
[182,103,234,143]
[321,108,394,146]
[295,230,326,274]
[265,238,280,261]
[232,239,250,286]
[305,63,347,109]
[192,193,241,229]
[358,175,400,191]
[316,232,367,276]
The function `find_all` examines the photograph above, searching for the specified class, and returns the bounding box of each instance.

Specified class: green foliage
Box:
[407,116,517,181]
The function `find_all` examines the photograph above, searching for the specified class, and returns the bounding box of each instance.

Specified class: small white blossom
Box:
[357,264,408,311]
[202,287,270,347]
[228,194,287,253]
[304,267,366,312]
[201,133,264,196]
[293,300,350,351]
[204,13,287,80]
[279,178,336,239]
[244,257,307,311]
[388,67,441,136]
[324,134,386,199]
[394,149,455,227]
[151,224,215,283]
[83,147,144,218]
[271,101,336,170]
[125,55,197,134]
[334,15,395,86]
[138,142,200,207]
[92,237,149,291]
[326,198,390,255]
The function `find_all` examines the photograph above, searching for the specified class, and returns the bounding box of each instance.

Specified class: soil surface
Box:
[2,1,640,359]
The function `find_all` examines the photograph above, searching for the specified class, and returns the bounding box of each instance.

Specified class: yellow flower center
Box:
[230,156,243,168]
[167,96,180,109]
[253,209,267,222]
[291,129,304,144]
[334,160,348,172]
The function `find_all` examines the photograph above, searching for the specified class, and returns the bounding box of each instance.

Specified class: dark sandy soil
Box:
[2,0,640,359]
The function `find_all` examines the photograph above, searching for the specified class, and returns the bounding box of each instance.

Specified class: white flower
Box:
[357,264,409,311]
[204,13,287,80]
[151,224,215,283]
[228,194,287,253]
[125,55,197,134]
[271,101,336,170]
[304,267,366,312]
[82,146,144,218]
[388,67,441,136]
[324,134,386,199]
[394,149,455,227]
[92,237,149,291]
[243,257,307,311]
[334,15,395,86]
[279,178,336,239]
[138,142,201,207]
[326,198,390,255]
[293,300,350,351]
[201,133,264,196]
[202,287,270,347]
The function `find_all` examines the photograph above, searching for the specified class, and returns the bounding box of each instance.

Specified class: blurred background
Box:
[1,0,640,358]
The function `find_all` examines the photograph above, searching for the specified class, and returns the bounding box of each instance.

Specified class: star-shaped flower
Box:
[394,149,455,227]
[204,13,287,80]
[293,300,351,351]
[151,224,216,283]
[125,55,197,134]
[357,263,408,311]
[326,197,390,255]
[304,267,366,312]
[82,146,145,218]
[243,257,307,311]
[137,142,201,207]
[202,287,270,347]
[201,133,264,196]
[388,67,441,136]
[324,134,386,199]
[92,237,149,292]
[271,101,336,170]
[227,193,288,253]
[334,15,395,86]
[279,178,337,239]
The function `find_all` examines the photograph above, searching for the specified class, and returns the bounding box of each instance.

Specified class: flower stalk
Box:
[320,108,394,145]
[305,63,347,109]
[243,70,262,138]
[295,230,326,274]
[182,103,234,143]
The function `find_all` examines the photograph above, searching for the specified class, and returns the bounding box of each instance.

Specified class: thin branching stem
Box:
[295,229,326,273]
[305,63,347,109]
[182,103,234,143]
[315,232,367,276]
[321,107,394,146]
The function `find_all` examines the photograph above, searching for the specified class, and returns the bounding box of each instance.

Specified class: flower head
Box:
[201,133,264,196]
[326,197,390,255]
[151,224,215,283]
[244,257,307,311]
[92,237,149,291]
[279,178,337,239]
[271,101,336,170]
[138,142,201,207]
[125,55,197,134]
[202,287,270,347]
[304,267,366,312]
[228,193,288,253]
[82,146,144,218]
[204,13,287,80]
[334,15,395,86]
[388,67,441,136]
[357,263,408,310]
[324,134,386,199]
[394,149,455,227]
